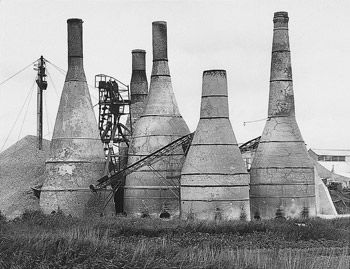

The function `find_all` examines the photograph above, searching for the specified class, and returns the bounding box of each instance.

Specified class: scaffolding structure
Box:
[95,74,131,175]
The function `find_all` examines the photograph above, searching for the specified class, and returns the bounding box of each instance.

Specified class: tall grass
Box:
[0,210,349,268]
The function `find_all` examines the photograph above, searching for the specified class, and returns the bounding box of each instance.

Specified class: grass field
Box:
[0,211,349,268]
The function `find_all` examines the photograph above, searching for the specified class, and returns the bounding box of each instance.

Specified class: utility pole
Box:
[35,56,47,150]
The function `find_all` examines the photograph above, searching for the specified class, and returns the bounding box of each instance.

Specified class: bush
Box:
[13,209,81,228]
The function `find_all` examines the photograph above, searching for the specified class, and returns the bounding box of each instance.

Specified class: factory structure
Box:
[250,12,316,219]
[0,12,345,220]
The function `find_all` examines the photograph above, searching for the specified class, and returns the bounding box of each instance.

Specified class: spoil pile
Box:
[0,135,50,219]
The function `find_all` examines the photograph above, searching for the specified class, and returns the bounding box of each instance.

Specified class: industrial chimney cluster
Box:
[40,12,318,220]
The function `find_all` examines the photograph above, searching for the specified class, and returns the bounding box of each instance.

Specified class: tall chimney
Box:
[66,18,85,81]
[40,19,107,217]
[181,70,250,221]
[130,49,148,128]
[249,12,316,219]
[116,49,149,213]
[124,21,190,218]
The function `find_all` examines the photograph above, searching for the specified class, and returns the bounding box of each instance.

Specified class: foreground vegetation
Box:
[0,211,349,268]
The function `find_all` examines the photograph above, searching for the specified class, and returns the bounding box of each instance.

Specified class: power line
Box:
[0,59,38,88]
[46,67,60,98]
[44,91,51,138]
[45,59,99,106]
[1,79,37,152]
[44,58,66,76]
[243,117,267,126]
[17,82,36,140]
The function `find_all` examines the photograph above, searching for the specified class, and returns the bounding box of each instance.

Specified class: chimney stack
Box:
[152,21,167,61]
[117,49,149,213]
[40,19,107,217]
[249,12,316,219]
[124,21,190,218]
[130,49,148,127]
[181,70,250,221]
[132,49,146,70]
[66,19,85,82]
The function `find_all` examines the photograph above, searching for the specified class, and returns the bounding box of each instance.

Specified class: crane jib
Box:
[90,132,194,192]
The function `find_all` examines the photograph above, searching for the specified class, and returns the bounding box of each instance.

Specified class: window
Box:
[318,155,345,162]
[332,156,345,161]
[325,156,332,161]
[318,155,325,161]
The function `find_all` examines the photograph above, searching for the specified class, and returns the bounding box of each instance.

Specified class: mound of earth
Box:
[0,135,50,219]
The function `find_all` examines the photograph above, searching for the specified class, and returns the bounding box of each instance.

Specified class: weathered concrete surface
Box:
[124,21,189,218]
[307,157,337,215]
[128,49,149,131]
[0,136,50,220]
[118,49,149,213]
[250,12,316,219]
[40,19,110,218]
[314,168,338,215]
[181,70,250,221]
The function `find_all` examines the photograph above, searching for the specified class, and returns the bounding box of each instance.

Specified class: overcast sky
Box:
[0,0,349,151]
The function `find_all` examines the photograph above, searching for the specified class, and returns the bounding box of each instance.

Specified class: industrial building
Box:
[0,12,344,220]
[39,19,109,218]
[309,148,350,188]
[181,70,250,221]
[250,11,316,219]
[124,21,190,218]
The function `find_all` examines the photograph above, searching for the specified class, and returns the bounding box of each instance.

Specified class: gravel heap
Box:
[0,135,50,219]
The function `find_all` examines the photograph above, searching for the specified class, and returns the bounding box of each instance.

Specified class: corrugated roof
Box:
[309,148,350,156]
[318,161,350,179]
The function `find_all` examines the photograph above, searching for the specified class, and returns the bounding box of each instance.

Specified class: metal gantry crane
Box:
[95,74,131,175]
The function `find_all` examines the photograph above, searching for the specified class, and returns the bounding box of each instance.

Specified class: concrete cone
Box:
[129,49,149,128]
[124,21,190,218]
[117,49,149,213]
[180,70,250,221]
[40,19,108,217]
[250,12,316,219]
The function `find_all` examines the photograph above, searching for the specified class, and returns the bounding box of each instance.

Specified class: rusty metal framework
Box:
[91,132,194,192]
[91,132,194,214]
[94,74,194,214]
[95,74,131,175]
[239,136,261,153]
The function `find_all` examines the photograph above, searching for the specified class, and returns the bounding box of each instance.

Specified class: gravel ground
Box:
[0,135,50,219]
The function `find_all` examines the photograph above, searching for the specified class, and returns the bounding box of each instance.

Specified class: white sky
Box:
[0,0,349,151]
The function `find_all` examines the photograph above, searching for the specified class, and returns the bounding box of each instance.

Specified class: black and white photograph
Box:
[0,0,349,268]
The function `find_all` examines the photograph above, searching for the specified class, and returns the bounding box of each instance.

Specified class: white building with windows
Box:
[308,149,350,187]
